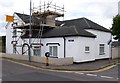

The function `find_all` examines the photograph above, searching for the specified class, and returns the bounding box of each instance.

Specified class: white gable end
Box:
[85,29,112,60]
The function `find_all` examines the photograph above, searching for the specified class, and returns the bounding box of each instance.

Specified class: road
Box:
[0,58,2,83]
[2,59,119,82]
[74,66,119,81]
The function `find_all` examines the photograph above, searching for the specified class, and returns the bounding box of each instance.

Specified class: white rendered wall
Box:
[6,23,13,54]
[23,38,65,58]
[85,29,111,60]
[15,30,23,54]
[65,37,79,62]
[77,37,95,62]
[6,13,25,54]
[65,37,95,62]
[42,38,64,58]
[19,37,95,62]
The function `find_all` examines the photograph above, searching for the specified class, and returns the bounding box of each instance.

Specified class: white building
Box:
[6,12,112,63]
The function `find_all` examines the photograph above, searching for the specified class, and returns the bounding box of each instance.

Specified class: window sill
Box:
[85,51,90,53]
[99,53,105,55]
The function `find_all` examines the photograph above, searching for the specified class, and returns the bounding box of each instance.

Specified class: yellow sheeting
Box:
[6,15,14,22]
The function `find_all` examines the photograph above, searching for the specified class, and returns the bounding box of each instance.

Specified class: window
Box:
[85,46,90,53]
[99,44,105,55]
[33,47,41,56]
[49,46,58,57]
[68,40,74,42]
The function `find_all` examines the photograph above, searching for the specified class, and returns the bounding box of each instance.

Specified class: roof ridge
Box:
[83,17,91,28]
[73,26,79,34]
[15,12,29,16]
[63,17,83,22]
[83,18,111,32]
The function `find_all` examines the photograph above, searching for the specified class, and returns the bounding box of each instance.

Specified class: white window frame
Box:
[99,44,105,55]
[33,47,41,56]
[49,46,58,57]
[85,46,90,53]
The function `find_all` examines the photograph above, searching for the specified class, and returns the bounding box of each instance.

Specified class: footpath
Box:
[2,57,119,72]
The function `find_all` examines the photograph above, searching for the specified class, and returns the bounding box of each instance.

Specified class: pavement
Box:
[2,57,120,72]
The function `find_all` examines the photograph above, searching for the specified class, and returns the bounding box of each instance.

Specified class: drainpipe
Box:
[109,33,112,63]
[110,33,112,59]
[63,37,66,58]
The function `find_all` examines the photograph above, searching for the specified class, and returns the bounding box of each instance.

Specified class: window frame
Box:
[33,47,41,56]
[49,46,58,58]
[99,44,105,55]
[85,46,90,53]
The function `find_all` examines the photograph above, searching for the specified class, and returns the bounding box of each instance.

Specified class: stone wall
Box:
[1,53,73,66]
[112,47,120,59]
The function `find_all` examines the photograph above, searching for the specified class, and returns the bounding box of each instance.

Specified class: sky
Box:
[0,0,119,36]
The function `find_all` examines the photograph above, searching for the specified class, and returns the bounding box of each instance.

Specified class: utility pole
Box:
[29,0,32,62]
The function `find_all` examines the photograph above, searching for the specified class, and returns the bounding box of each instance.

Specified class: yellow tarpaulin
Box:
[6,15,14,22]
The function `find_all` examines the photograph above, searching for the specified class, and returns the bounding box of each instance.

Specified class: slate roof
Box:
[43,26,96,38]
[15,12,40,24]
[58,17,111,33]
[15,13,110,38]
[21,26,96,38]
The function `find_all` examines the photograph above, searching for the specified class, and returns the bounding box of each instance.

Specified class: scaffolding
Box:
[11,1,64,58]
[32,2,64,17]
[32,2,64,27]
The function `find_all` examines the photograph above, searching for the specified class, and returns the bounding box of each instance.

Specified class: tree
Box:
[111,15,120,41]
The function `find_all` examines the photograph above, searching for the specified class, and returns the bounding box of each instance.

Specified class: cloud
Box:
[60,0,119,28]
[0,0,14,8]
[65,1,118,17]
[0,0,119,36]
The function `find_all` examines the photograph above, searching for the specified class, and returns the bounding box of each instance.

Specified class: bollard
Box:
[46,57,49,66]
[45,52,50,66]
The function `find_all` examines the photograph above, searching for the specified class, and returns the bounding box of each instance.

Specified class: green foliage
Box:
[111,15,120,41]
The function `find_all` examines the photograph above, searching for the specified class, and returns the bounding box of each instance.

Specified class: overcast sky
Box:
[0,0,119,36]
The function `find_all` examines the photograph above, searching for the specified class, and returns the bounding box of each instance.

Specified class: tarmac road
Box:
[2,59,119,82]
[0,57,2,83]
[73,66,119,81]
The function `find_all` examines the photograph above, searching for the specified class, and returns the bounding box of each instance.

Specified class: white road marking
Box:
[86,74,97,77]
[75,72,84,75]
[75,72,116,80]
[100,75,113,79]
